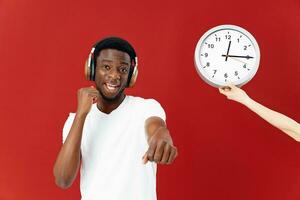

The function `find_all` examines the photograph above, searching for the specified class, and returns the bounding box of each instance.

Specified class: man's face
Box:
[94,49,131,101]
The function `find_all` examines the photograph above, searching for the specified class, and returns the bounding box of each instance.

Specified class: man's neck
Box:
[96,93,126,114]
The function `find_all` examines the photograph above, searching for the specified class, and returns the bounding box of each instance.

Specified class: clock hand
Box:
[226,56,251,70]
[221,54,254,59]
[224,41,232,62]
[230,57,247,64]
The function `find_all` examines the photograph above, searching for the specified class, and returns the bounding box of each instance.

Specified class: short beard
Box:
[99,87,125,102]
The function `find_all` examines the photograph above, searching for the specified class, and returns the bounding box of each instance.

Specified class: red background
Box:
[1,0,300,199]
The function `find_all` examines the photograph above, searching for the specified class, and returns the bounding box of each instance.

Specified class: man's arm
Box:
[143,116,178,164]
[219,84,300,141]
[53,87,99,188]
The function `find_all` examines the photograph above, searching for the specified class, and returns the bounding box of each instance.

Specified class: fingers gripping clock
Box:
[194,24,260,87]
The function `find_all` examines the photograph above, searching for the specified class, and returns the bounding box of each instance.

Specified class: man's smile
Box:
[104,83,120,93]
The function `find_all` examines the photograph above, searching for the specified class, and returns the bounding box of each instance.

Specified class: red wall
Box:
[1,0,300,199]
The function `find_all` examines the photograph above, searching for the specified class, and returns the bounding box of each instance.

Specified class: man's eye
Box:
[120,68,128,73]
[103,65,110,70]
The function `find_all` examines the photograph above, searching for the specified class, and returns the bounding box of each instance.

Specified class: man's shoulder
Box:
[127,95,166,120]
[127,95,162,106]
[127,95,164,111]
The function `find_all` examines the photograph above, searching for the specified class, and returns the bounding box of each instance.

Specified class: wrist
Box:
[75,111,88,119]
[242,96,253,107]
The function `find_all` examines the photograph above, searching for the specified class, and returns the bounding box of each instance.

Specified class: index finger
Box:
[146,142,157,162]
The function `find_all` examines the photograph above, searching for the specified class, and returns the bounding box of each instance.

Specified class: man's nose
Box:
[108,68,121,80]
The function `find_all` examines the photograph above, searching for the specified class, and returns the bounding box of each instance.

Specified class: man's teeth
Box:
[106,84,118,90]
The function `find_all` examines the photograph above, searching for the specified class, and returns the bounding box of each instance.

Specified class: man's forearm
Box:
[244,98,300,141]
[53,113,86,188]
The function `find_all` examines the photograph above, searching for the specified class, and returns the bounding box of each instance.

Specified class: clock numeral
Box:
[215,37,221,42]
[208,44,214,48]
[225,35,231,40]
[234,71,238,76]
[203,62,210,68]
[212,69,217,78]
[224,73,228,78]
[244,45,251,50]
[237,38,240,43]
[201,53,208,57]
[243,64,250,71]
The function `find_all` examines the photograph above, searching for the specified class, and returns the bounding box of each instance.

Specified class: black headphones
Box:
[84,46,138,88]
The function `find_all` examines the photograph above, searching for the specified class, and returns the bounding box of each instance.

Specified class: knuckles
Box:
[147,139,178,164]
[77,88,99,98]
[147,152,154,161]
[77,88,89,96]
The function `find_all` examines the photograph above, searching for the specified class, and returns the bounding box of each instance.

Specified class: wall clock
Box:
[194,24,260,87]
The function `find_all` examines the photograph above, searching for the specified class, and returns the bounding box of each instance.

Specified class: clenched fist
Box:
[76,86,100,116]
[143,127,178,165]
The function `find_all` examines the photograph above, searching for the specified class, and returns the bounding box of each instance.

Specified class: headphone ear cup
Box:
[128,67,138,88]
[85,59,91,80]
[90,58,95,81]
[85,47,96,81]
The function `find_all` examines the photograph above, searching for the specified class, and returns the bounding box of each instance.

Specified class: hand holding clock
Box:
[219,84,300,142]
[219,83,250,105]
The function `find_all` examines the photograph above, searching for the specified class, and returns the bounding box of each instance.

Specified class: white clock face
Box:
[194,25,260,87]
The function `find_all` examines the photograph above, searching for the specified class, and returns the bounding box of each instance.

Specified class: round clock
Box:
[194,24,260,87]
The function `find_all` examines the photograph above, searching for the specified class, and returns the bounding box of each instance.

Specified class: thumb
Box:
[219,88,227,95]
[142,152,148,164]
[92,96,98,104]
[219,87,224,93]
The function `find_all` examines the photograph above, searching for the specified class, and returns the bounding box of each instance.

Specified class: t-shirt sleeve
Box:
[142,99,166,122]
[62,113,75,143]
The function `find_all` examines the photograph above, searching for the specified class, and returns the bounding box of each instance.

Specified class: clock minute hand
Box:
[221,54,254,59]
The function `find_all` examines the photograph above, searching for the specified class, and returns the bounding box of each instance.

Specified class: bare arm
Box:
[219,84,300,141]
[53,113,85,188]
[143,116,178,164]
[53,87,99,188]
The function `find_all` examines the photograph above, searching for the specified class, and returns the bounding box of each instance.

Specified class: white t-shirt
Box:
[62,96,166,200]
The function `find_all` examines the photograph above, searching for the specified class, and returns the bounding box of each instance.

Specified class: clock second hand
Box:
[230,57,247,64]
[229,57,251,71]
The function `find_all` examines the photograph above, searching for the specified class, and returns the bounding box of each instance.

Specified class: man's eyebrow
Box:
[120,61,130,66]
[101,59,113,63]
[101,59,130,66]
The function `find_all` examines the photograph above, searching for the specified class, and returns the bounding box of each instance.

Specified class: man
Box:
[219,83,300,141]
[53,37,178,200]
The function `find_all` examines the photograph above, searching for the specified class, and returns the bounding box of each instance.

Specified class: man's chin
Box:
[100,89,124,102]
[102,94,118,101]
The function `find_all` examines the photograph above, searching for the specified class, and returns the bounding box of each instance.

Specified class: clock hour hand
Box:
[221,54,254,59]
[224,41,231,62]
